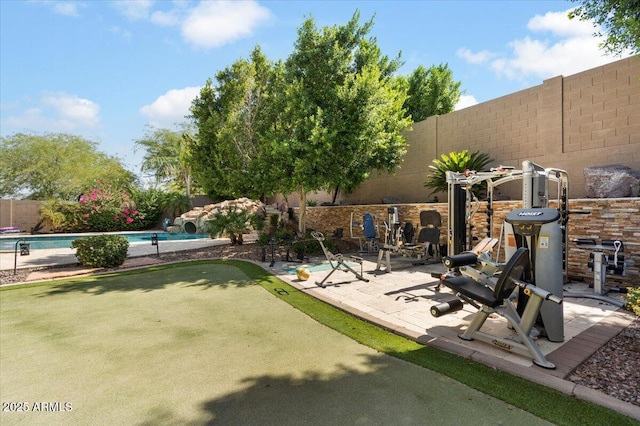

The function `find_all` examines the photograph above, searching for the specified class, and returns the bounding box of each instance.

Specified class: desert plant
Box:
[71,235,129,267]
[424,150,493,199]
[625,286,640,317]
[36,200,71,232]
[159,191,191,219]
[205,207,264,245]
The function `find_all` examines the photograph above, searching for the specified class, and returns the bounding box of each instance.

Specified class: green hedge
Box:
[71,235,129,267]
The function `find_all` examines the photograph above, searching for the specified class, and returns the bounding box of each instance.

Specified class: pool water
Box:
[0,232,209,251]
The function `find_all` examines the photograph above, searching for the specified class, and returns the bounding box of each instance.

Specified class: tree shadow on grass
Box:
[135,350,561,426]
[37,262,257,297]
[137,354,445,426]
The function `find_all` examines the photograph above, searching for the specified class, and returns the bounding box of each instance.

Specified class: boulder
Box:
[173,198,266,234]
[166,225,181,234]
[584,165,640,198]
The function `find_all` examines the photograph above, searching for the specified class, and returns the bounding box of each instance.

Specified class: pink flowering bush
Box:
[77,182,147,231]
[37,185,167,233]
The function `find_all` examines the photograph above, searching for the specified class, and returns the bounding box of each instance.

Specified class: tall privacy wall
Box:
[347,56,640,204]
[304,198,640,286]
[0,199,41,231]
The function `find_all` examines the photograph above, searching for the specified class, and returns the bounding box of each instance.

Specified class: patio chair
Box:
[311,231,369,287]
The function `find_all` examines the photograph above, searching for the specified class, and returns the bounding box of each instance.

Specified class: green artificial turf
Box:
[229,260,638,426]
[0,260,636,425]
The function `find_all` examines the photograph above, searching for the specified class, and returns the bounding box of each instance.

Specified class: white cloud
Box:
[460,8,633,82]
[527,9,594,38]
[3,92,101,133]
[455,95,479,111]
[109,25,132,40]
[34,0,83,17]
[112,0,154,21]
[150,9,182,26]
[42,93,100,126]
[491,34,611,80]
[456,48,495,64]
[181,0,271,49]
[51,1,82,17]
[109,1,271,49]
[139,86,201,127]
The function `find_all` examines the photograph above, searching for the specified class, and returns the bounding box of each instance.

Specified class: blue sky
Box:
[0,0,633,177]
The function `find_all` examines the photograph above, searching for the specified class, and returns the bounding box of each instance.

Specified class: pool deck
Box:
[1,240,638,420]
[0,237,226,271]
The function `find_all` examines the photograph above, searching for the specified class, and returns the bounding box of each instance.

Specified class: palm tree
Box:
[424,150,493,199]
[134,124,196,203]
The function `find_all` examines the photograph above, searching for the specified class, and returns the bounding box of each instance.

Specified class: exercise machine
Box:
[350,212,379,254]
[431,160,569,365]
[569,238,629,307]
[446,160,570,282]
[312,231,369,287]
[375,207,441,272]
[504,208,564,342]
[433,247,563,369]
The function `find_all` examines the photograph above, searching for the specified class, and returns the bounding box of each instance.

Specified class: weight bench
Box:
[311,231,369,287]
[434,247,563,369]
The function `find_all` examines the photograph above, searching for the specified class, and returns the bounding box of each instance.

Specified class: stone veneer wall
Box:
[303,198,639,286]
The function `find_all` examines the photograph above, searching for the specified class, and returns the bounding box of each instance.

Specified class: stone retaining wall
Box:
[303,198,640,286]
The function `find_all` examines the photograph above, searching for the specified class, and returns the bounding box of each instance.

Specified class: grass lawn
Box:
[0,261,635,425]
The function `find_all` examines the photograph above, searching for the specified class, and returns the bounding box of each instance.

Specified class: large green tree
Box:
[190,12,411,233]
[402,64,462,122]
[190,46,278,200]
[274,11,411,232]
[569,0,640,55]
[0,133,135,200]
[134,124,197,200]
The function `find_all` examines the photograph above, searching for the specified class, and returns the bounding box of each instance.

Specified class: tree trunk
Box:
[298,187,307,235]
[184,173,193,208]
[332,185,340,205]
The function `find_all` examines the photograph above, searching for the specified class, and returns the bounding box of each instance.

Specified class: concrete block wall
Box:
[0,199,42,232]
[0,196,219,234]
[346,55,640,204]
[304,198,639,286]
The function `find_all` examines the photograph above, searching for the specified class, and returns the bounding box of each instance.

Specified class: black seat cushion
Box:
[417,227,440,244]
[441,276,499,308]
[420,210,442,227]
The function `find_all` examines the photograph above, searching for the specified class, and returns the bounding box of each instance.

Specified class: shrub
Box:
[625,286,640,317]
[127,188,164,230]
[71,235,129,267]
[205,207,265,245]
[37,200,71,232]
[158,191,191,219]
[424,150,493,199]
[256,228,336,255]
[77,182,148,231]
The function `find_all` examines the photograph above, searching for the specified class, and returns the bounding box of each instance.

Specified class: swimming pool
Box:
[0,232,209,251]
